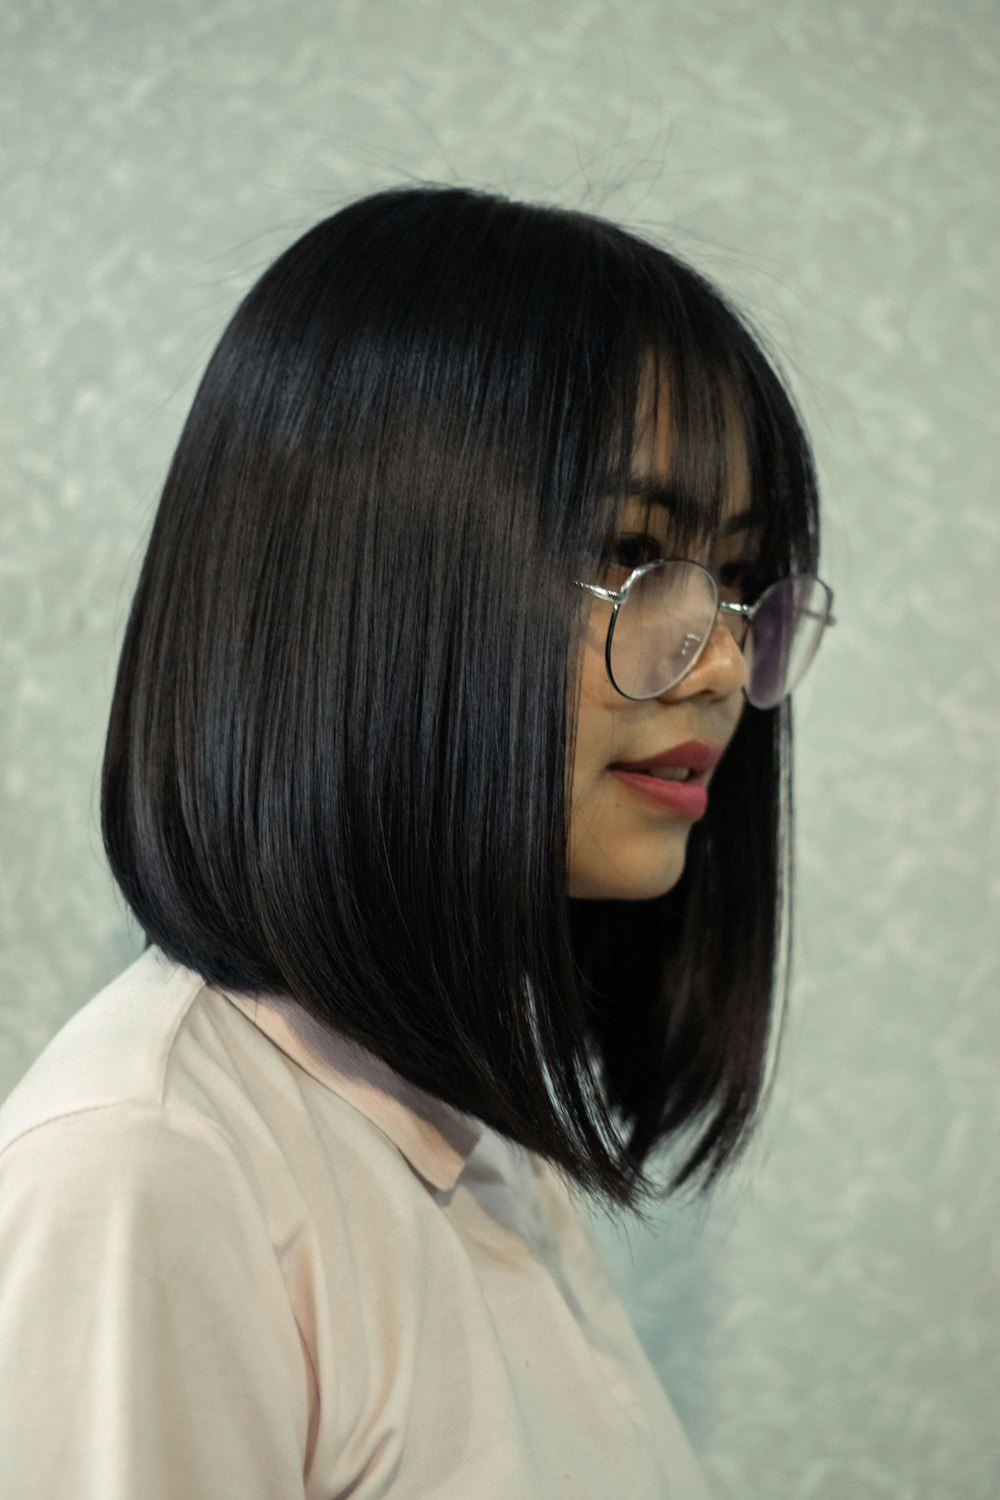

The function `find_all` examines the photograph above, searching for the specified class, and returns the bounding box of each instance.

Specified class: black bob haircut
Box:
[101,184,822,1225]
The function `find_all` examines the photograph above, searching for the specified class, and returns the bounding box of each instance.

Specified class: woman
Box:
[0,185,835,1498]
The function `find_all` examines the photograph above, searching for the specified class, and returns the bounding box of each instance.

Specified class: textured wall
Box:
[2,2,997,1496]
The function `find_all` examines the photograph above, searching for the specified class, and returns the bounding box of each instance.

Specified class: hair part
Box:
[102,184,821,1226]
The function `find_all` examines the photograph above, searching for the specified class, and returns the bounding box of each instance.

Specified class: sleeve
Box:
[0,1105,310,1499]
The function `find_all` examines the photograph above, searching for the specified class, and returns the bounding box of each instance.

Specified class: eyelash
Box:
[603,533,662,568]
[602,532,756,587]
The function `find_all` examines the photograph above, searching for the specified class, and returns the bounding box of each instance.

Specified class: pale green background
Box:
[2,2,998,1496]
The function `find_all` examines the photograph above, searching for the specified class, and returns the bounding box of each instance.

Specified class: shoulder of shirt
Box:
[0,946,488,1194]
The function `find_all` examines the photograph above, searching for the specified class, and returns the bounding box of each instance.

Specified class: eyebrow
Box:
[610,475,763,536]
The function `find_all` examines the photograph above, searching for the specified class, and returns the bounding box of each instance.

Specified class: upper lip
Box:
[610,740,724,778]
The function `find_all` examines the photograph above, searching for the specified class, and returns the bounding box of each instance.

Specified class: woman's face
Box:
[567,385,756,901]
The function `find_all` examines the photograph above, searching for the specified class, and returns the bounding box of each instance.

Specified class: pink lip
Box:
[610,739,723,775]
[609,769,709,819]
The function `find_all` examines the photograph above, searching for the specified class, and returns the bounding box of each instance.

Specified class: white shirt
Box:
[0,945,712,1498]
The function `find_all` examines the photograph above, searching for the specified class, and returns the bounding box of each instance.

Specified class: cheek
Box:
[570,646,620,790]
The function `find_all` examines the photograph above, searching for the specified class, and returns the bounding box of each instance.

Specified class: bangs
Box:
[584,275,819,588]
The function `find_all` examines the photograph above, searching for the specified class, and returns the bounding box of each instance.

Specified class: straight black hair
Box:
[101,184,822,1226]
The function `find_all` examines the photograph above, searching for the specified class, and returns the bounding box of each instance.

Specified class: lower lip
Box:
[609,769,709,819]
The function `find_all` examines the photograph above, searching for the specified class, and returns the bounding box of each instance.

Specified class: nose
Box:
[660,613,749,704]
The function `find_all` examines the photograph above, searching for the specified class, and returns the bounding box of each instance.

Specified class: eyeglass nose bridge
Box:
[717,598,754,649]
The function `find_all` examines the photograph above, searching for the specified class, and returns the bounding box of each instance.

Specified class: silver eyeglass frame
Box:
[574,557,837,705]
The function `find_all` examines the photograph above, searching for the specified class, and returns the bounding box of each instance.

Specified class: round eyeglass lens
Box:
[745,575,832,709]
[608,561,718,699]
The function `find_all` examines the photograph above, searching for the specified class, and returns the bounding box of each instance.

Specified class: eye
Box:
[716,560,761,603]
[601,532,663,570]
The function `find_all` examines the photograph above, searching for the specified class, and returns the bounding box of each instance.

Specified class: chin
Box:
[569,852,687,901]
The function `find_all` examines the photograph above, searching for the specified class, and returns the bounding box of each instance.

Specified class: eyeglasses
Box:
[574,558,837,708]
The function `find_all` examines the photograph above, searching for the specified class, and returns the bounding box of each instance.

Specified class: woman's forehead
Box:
[619,460,758,546]
[621,495,760,567]
[622,480,755,532]
[630,360,754,516]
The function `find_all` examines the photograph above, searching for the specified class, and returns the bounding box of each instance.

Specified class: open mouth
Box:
[611,766,702,783]
[633,767,696,781]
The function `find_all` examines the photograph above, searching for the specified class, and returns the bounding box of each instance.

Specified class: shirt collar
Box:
[215,983,487,1193]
